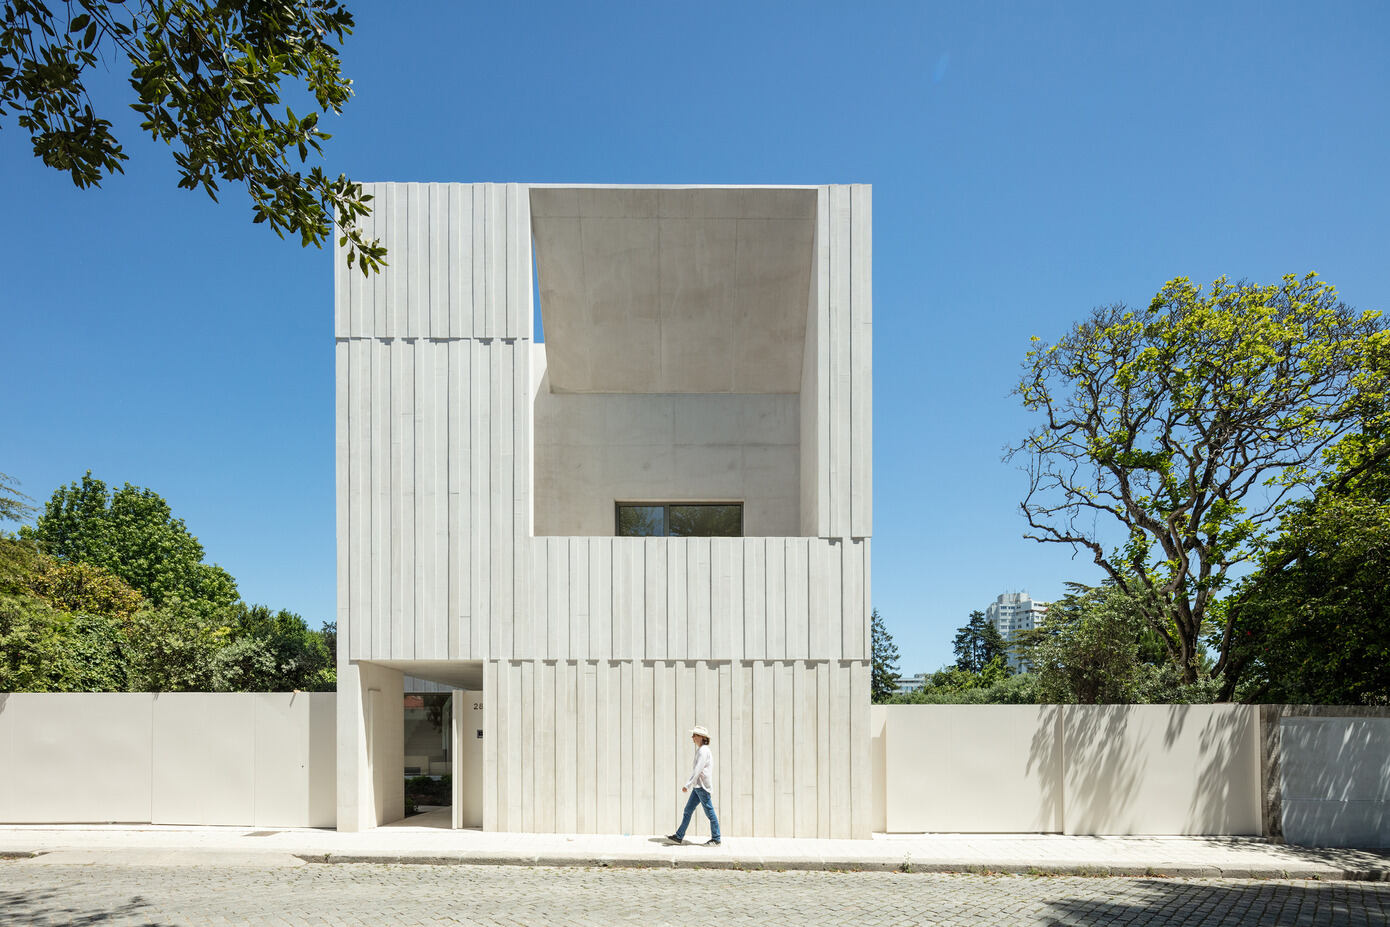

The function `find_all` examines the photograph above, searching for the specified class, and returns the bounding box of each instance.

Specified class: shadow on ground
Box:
[1038,878,1389,927]
[0,887,167,926]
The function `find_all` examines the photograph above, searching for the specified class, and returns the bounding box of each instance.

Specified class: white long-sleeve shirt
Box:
[684,743,713,791]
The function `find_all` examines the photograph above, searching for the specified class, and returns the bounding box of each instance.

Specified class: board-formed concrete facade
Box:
[335,184,873,837]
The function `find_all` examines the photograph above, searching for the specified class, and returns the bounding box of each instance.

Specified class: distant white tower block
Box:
[335,184,873,837]
[986,592,1048,672]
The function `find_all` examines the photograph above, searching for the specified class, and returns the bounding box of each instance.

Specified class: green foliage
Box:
[952,610,1010,674]
[120,600,229,691]
[870,608,900,702]
[211,603,335,692]
[1019,582,1213,704]
[0,593,127,691]
[0,0,384,273]
[25,555,146,621]
[1012,273,1384,686]
[886,663,1037,705]
[0,472,34,524]
[1227,392,1390,704]
[23,472,237,615]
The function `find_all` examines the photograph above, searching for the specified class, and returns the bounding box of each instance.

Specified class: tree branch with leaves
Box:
[1,0,383,272]
[1009,274,1383,689]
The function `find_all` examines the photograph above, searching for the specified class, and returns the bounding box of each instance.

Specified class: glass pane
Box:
[617,505,665,537]
[668,504,742,537]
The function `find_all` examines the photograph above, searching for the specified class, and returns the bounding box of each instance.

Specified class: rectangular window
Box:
[616,503,742,537]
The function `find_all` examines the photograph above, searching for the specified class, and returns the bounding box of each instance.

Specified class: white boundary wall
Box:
[873,704,1262,836]
[0,693,335,827]
[1280,717,1390,848]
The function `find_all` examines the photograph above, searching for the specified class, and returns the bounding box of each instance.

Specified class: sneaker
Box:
[665,834,684,844]
[705,839,721,846]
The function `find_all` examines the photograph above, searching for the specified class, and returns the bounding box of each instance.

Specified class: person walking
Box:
[666,725,721,846]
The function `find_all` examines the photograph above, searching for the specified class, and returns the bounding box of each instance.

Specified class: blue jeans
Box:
[674,787,721,841]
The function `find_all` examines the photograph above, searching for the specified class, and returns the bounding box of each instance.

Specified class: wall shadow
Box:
[1026,705,1065,832]
[1187,706,1259,835]
[1037,877,1389,927]
[0,886,169,926]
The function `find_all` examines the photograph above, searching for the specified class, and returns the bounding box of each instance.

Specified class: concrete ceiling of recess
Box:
[530,187,815,394]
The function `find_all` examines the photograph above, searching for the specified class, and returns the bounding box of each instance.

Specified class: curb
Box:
[287,852,1390,880]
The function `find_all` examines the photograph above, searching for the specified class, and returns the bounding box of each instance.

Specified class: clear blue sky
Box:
[3,1,1388,673]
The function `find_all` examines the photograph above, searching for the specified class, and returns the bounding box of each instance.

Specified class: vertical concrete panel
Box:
[743,540,765,660]
[709,539,731,660]
[814,186,832,535]
[447,184,466,338]
[793,662,817,837]
[829,660,851,838]
[547,537,569,659]
[570,541,590,662]
[764,539,786,659]
[414,340,435,659]
[849,660,872,838]
[620,660,635,836]
[654,662,677,833]
[599,662,621,830]
[346,338,367,659]
[774,662,795,837]
[506,662,525,830]
[368,338,390,660]
[666,540,687,659]
[611,539,635,660]
[307,691,337,828]
[497,344,516,652]
[816,660,831,837]
[842,539,865,661]
[732,661,754,836]
[578,661,597,833]
[482,661,498,831]
[471,183,486,335]
[785,539,809,660]
[334,339,350,653]
[849,184,873,538]
[645,538,667,660]
[524,537,546,662]
[799,203,821,538]
[827,184,852,537]
[807,541,828,659]
[391,338,415,659]
[752,661,775,837]
[428,184,446,336]
[717,661,734,835]
[470,338,492,658]
[520,661,536,831]
[557,661,579,833]
[590,539,613,659]
[448,338,471,659]
[537,661,556,833]
[633,661,654,835]
[406,183,426,336]
[826,541,843,661]
[687,538,711,660]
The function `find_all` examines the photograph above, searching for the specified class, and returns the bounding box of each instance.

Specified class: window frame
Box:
[614,501,744,538]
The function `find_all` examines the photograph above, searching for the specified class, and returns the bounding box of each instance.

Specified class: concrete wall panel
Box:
[152,694,256,826]
[1280,718,1390,848]
[0,693,153,823]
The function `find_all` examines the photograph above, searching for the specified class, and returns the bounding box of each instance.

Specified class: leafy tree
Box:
[869,608,900,702]
[1020,582,1170,704]
[1011,274,1383,687]
[953,610,1009,674]
[886,663,1037,705]
[0,0,383,272]
[120,600,229,691]
[25,555,146,621]
[0,472,34,523]
[23,472,237,614]
[1226,369,1390,704]
[211,603,334,692]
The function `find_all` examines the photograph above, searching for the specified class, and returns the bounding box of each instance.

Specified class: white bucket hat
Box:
[690,725,710,740]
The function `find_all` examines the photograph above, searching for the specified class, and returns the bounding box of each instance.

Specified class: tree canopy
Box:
[0,0,383,272]
[952,610,1009,675]
[870,608,900,703]
[1011,274,1384,687]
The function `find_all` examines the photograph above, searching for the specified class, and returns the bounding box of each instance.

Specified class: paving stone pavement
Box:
[1,861,1388,927]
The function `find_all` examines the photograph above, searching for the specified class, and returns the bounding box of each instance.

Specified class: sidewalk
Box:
[2,813,1386,880]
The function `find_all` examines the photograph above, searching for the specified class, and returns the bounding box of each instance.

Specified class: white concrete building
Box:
[335,184,874,837]
[986,593,1046,672]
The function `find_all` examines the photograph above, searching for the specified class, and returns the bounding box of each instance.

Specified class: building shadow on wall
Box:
[0,887,170,926]
[1036,877,1382,927]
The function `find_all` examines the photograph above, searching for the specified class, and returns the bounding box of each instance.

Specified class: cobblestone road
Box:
[2,861,1388,926]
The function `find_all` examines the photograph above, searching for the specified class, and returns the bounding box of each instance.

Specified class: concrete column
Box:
[336,661,405,831]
